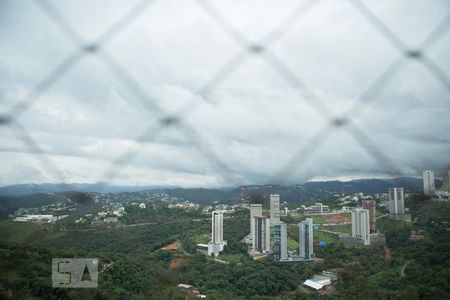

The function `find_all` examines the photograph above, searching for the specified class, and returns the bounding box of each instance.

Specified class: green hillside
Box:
[0,198,449,299]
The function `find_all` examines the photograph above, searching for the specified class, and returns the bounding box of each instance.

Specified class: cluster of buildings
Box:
[201,194,316,261]
[168,201,199,210]
[201,203,249,215]
[338,169,449,246]
[248,194,315,262]
[75,206,126,225]
[205,184,432,256]
[9,202,75,220]
[90,214,119,226]
[334,193,380,209]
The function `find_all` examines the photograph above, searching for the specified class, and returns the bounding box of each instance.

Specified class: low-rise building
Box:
[303,275,332,291]
[409,230,427,241]
[196,243,209,255]
[305,203,330,214]
[104,216,118,223]
[339,232,386,246]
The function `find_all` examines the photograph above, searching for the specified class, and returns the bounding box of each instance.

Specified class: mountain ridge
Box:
[0,177,440,196]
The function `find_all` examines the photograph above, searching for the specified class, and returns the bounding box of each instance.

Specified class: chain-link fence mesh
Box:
[1,0,449,189]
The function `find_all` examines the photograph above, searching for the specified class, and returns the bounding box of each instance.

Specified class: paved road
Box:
[319,229,341,235]
[400,260,413,277]
[376,214,389,220]
[120,222,156,227]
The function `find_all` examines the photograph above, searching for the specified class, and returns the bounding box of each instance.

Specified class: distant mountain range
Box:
[304,177,442,194]
[0,177,440,197]
[0,182,176,196]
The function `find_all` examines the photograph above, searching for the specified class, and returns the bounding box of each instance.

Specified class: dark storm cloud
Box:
[1,0,449,187]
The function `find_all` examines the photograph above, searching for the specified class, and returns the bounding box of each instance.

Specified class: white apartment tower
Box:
[252,216,271,253]
[351,208,370,245]
[272,221,287,261]
[250,204,262,242]
[423,170,435,196]
[299,218,314,261]
[211,211,223,244]
[208,211,226,256]
[389,187,405,214]
[443,170,450,192]
[270,194,280,222]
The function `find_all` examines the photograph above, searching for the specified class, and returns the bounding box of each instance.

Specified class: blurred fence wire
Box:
[1,0,450,188]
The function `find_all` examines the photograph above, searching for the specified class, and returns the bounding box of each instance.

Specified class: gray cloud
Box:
[1,0,449,187]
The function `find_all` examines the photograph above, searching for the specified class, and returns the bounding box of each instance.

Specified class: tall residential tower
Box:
[351,208,370,245]
[389,187,405,214]
[250,204,262,243]
[272,221,287,260]
[208,211,227,256]
[270,194,280,222]
[423,170,435,196]
[252,216,271,253]
[442,170,450,192]
[299,218,314,261]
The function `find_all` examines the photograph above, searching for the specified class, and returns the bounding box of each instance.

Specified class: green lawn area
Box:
[192,233,209,244]
[216,253,249,263]
[287,235,299,250]
[311,215,325,225]
[0,220,49,245]
[287,224,299,242]
[321,224,351,234]
[376,209,387,217]
[280,215,302,223]
[314,230,339,243]
[282,214,326,225]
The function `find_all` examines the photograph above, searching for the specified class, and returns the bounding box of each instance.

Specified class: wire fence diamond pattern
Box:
[1,0,449,188]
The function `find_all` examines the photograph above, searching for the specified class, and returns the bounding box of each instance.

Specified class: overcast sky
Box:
[1,0,449,187]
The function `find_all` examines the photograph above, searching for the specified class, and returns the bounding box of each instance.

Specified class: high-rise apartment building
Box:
[423,170,435,196]
[211,211,223,244]
[270,194,280,222]
[389,187,405,214]
[272,221,287,260]
[252,216,271,253]
[208,211,226,256]
[299,218,314,261]
[250,204,262,242]
[442,170,450,192]
[351,208,370,245]
[362,200,377,233]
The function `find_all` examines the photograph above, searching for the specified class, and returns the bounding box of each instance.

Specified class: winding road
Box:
[400,260,413,277]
